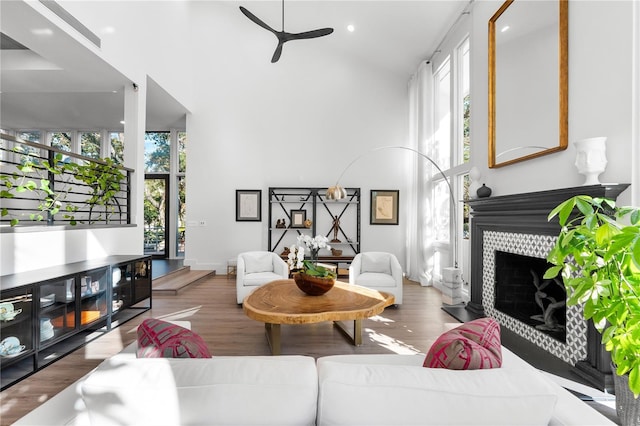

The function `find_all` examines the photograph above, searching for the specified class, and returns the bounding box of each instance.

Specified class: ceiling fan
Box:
[239,1,334,63]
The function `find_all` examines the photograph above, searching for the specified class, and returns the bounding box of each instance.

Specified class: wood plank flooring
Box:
[0,275,457,425]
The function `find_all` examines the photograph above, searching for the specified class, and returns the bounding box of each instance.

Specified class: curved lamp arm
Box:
[325,145,458,268]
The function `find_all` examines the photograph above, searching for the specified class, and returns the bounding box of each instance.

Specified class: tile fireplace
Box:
[465,184,630,391]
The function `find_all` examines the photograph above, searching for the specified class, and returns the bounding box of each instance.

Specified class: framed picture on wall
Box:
[290,209,306,228]
[236,190,261,221]
[370,190,399,225]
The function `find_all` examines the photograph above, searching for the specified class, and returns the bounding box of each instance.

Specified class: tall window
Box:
[430,34,471,280]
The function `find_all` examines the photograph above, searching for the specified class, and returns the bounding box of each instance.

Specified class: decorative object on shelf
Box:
[574,137,607,185]
[40,293,55,308]
[304,218,313,228]
[468,166,481,200]
[276,218,287,228]
[0,336,25,357]
[236,190,262,222]
[0,302,21,322]
[370,190,399,225]
[545,196,640,417]
[325,145,461,305]
[477,184,492,198]
[331,215,341,242]
[290,209,306,228]
[40,318,54,342]
[296,234,331,261]
[293,260,337,296]
[331,248,343,256]
[239,0,333,63]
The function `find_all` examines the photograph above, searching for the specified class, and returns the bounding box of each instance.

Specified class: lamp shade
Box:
[325,185,347,200]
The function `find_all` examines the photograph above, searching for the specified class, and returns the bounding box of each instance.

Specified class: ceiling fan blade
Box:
[271,42,284,63]
[239,6,276,34]
[290,28,334,40]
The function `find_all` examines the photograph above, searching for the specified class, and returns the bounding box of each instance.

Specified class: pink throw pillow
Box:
[137,318,211,358]
[423,317,502,370]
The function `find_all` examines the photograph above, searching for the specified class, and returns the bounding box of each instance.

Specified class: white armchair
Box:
[349,252,403,305]
[236,251,289,304]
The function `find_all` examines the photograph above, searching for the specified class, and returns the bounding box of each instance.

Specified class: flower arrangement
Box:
[286,234,335,279]
[287,244,305,270]
[296,234,331,260]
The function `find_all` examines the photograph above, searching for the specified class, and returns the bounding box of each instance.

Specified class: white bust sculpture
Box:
[574,137,607,185]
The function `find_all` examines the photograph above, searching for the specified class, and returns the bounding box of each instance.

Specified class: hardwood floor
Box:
[0,275,457,425]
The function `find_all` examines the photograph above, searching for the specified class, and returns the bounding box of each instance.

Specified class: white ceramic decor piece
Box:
[574,137,607,185]
[468,166,481,199]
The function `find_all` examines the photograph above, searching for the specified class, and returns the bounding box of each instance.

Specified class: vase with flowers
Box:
[287,235,336,295]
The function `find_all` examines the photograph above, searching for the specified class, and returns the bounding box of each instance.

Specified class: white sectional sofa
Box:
[15,345,615,425]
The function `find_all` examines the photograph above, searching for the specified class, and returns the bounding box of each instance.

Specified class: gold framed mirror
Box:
[488,0,568,168]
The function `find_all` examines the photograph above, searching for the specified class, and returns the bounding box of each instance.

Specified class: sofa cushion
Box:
[423,317,502,369]
[81,356,318,426]
[316,360,557,425]
[137,318,211,358]
[244,253,273,273]
[361,253,391,274]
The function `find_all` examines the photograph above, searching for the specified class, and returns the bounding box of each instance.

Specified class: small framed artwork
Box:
[290,209,307,228]
[236,190,262,222]
[370,190,399,225]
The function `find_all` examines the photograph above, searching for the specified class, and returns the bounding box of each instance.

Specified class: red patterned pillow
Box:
[137,318,212,358]
[423,318,502,370]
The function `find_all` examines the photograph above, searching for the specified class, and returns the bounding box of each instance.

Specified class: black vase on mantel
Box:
[477,184,492,198]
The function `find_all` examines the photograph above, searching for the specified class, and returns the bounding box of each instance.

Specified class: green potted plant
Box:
[544,195,640,424]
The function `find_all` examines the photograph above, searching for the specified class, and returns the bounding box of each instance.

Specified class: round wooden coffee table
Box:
[243,279,394,355]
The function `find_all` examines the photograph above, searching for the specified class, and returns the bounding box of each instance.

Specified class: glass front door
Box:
[144,175,169,258]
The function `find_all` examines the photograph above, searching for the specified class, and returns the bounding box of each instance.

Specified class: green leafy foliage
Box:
[544,195,640,397]
[1,148,125,226]
[301,260,337,279]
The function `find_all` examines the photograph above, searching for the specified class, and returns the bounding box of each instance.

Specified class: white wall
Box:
[471,0,635,206]
[184,2,408,271]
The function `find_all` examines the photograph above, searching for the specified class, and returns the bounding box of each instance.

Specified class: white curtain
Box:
[405,61,435,286]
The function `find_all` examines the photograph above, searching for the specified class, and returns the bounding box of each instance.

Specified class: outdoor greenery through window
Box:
[145,132,170,173]
[110,132,124,165]
[81,131,101,159]
[50,132,72,152]
[143,131,187,258]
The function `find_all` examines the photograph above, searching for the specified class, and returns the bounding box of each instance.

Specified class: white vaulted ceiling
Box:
[0,0,469,132]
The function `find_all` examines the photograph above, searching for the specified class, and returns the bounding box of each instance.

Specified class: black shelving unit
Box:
[268,187,361,270]
[0,255,151,390]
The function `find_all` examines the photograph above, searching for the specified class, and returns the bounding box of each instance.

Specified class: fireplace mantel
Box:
[465,183,630,391]
[467,183,630,216]
[466,183,629,310]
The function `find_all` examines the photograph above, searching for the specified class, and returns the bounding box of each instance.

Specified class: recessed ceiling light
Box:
[347,24,355,33]
[120,121,125,125]
[31,28,53,36]
[501,25,510,33]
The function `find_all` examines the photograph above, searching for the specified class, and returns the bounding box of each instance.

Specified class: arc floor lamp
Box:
[325,146,463,305]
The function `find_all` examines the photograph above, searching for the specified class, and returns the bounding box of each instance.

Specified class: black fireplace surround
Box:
[465,183,629,391]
